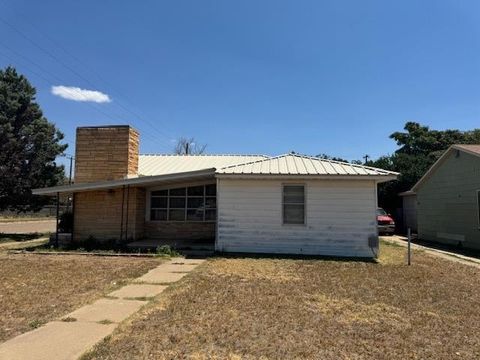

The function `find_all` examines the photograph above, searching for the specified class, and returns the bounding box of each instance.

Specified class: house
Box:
[33,125,398,257]
[405,145,480,249]
[399,190,417,233]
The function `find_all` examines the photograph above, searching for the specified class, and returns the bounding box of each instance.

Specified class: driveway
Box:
[0,220,56,234]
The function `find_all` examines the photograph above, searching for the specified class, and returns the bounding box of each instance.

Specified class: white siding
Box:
[216,179,378,257]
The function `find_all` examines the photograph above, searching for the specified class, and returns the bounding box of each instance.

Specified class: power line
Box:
[0,12,176,146]
[0,48,172,152]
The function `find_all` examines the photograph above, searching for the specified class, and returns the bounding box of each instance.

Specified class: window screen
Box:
[283,185,305,224]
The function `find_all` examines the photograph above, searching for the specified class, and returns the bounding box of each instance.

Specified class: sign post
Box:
[407,227,411,265]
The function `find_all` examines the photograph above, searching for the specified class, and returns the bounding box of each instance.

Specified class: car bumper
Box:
[378,225,395,234]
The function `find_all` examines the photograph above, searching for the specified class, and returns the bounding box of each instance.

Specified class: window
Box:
[283,185,305,224]
[150,184,216,222]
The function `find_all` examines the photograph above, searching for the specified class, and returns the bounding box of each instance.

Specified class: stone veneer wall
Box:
[73,187,145,242]
[144,221,215,241]
[74,126,139,183]
[73,125,142,242]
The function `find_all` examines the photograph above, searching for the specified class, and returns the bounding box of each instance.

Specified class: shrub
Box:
[155,245,180,257]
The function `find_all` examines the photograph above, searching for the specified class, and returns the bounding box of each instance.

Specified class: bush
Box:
[155,245,179,257]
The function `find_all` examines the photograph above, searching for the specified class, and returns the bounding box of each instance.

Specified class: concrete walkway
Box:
[0,257,205,360]
[382,235,480,269]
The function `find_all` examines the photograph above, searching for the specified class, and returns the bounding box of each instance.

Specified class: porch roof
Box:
[32,168,216,196]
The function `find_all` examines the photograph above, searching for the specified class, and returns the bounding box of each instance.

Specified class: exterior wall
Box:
[144,222,215,241]
[74,126,139,183]
[216,178,378,257]
[73,187,144,242]
[417,150,480,249]
[402,194,418,233]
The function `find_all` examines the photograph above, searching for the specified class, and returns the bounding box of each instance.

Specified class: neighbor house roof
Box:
[138,154,268,176]
[411,144,480,192]
[216,153,399,179]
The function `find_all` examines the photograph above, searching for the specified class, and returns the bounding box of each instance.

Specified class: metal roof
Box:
[138,154,268,176]
[216,153,399,178]
[32,168,216,195]
[452,144,480,157]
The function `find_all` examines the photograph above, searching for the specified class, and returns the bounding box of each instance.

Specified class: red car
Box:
[377,208,395,235]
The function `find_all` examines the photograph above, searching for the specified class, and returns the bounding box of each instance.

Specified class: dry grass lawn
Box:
[0,253,161,342]
[83,242,480,360]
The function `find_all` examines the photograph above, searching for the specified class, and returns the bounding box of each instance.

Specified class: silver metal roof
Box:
[138,154,268,176]
[216,153,399,177]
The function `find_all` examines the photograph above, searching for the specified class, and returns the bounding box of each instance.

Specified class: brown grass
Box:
[0,253,161,342]
[83,242,480,359]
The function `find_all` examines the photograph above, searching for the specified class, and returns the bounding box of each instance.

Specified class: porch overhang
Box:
[32,168,216,196]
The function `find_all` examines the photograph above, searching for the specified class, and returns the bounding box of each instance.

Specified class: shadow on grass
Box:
[411,237,480,260]
[213,251,377,263]
[0,232,46,243]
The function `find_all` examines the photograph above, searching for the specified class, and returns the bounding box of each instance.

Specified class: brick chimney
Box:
[74,125,139,183]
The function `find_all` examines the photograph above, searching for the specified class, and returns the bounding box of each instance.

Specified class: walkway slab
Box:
[65,298,146,323]
[108,284,167,299]
[0,256,206,359]
[134,268,187,284]
[0,321,115,360]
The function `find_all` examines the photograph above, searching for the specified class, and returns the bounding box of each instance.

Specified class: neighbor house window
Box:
[283,185,305,224]
[150,184,216,222]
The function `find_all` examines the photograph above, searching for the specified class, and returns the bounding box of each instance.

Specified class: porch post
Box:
[55,192,60,248]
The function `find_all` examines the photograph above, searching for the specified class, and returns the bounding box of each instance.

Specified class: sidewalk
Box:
[0,257,205,360]
[382,236,480,269]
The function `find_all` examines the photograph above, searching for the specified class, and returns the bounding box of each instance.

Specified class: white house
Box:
[33,125,398,258]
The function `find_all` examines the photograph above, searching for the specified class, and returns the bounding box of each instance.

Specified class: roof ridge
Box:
[217,152,399,175]
[218,153,288,170]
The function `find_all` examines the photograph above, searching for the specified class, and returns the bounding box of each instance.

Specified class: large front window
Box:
[150,184,216,222]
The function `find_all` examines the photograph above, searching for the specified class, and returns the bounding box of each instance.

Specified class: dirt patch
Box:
[0,253,161,342]
[83,242,480,359]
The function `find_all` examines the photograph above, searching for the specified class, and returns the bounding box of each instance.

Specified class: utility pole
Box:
[62,154,75,212]
[68,156,73,185]
[363,154,370,164]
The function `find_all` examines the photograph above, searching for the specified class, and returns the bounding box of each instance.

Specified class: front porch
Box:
[127,238,215,257]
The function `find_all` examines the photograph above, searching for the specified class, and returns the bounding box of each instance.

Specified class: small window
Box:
[283,185,305,225]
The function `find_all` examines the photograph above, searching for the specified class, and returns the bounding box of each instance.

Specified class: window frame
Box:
[282,183,306,226]
[148,183,217,223]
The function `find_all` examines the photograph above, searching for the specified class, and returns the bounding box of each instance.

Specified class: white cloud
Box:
[51,85,111,103]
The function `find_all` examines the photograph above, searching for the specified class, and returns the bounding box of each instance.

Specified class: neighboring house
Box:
[399,190,417,233]
[33,125,398,258]
[406,145,480,249]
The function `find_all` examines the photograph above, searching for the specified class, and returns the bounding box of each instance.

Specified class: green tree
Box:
[367,122,480,211]
[0,66,67,212]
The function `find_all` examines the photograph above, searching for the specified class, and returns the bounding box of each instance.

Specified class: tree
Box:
[316,153,349,163]
[174,137,207,155]
[0,66,67,212]
[367,121,480,212]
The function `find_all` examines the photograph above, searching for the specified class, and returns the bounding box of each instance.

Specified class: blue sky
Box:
[1,0,479,167]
